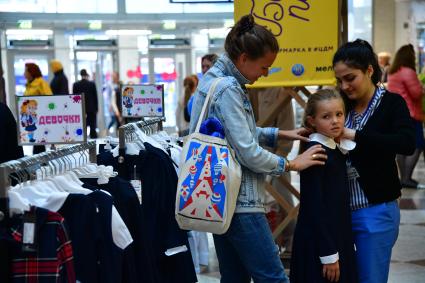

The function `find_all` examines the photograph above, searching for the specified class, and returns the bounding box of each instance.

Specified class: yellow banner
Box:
[234,0,339,87]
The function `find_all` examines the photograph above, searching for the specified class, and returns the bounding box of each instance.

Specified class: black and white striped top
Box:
[345,86,385,210]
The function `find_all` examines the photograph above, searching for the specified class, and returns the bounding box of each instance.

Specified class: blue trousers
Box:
[213,213,289,283]
[351,201,400,283]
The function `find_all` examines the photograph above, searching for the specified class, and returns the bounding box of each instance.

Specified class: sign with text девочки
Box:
[121,84,165,118]
[16,94,86,145]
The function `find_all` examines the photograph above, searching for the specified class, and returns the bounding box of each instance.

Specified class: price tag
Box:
[22,210,37,253]
[131,180,142,204]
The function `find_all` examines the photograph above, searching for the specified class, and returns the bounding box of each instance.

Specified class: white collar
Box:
[309,133,356,154]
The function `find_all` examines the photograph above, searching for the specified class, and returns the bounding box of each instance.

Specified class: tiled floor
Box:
[388,154,425,283]
[198,154,425,283]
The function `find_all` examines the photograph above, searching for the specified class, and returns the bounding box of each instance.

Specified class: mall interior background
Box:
[0,0,424,134]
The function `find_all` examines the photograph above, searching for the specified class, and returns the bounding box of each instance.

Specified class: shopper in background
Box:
[186,54,218,120]
[190,14,327,282]
[201,53,219,75]
[24,62,52,154]
[73,69,99,139]
[0,67,6,104]
[183,76,198,123]
[50,59,69,94]
[378,51,391,83]
[334,39,415,283]
[190,74,199,91]
[387,44,425,189]
[0,101,24,163]
[0,74,23,164]
[176,75,197,136]
[107,71,123,133]
[419,67,425,164]
[24,63,52,96]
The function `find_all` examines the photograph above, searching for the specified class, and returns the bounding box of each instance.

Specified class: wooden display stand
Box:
[251,87,311,240]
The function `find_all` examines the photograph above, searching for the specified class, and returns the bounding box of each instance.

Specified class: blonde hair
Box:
[302,89,344,129]
[123,87,134,97]
[21,99,38,113]
[378,52,391,66]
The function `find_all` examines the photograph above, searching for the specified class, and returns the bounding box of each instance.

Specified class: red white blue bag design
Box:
[175,79,241,234]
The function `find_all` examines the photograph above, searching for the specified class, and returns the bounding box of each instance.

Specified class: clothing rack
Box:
[0,141,97,223]
[118,117,165,150]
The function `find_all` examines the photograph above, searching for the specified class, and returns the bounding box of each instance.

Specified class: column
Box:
[118,35,140,84]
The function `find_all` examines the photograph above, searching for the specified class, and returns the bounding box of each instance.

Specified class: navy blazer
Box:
[291,141,357,283]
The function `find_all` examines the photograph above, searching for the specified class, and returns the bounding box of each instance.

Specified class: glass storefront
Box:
[347,0,372,43]
[0,0,117,13]
[125,0,232,13]
[0,0,374,132]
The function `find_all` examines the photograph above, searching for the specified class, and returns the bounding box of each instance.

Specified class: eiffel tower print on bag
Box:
[175,78,242,234]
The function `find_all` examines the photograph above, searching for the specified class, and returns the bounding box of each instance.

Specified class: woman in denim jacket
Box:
[189,15,326,283]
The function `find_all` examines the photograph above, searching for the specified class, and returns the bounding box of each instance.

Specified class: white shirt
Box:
[9,176,133,250]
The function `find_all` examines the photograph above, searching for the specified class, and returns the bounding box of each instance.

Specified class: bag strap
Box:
[195,78,223,133]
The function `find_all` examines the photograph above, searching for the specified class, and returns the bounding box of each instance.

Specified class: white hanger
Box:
[133,124,167,153]
[112,128,144,157]
[51,154,84,187]
[66,170,84,186]
[10,178,70,212]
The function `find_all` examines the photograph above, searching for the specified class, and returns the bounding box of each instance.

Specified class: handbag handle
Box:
[194,78,223,133]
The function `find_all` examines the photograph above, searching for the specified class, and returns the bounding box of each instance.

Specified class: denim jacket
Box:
[189,54,286,213]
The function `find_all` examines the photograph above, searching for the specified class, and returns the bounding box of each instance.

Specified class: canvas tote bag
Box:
[175,78,242,234]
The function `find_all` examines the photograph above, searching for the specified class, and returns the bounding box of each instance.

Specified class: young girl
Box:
[290,89,357,283]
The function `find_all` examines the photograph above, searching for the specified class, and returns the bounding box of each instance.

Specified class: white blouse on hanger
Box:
[8,166,133,250]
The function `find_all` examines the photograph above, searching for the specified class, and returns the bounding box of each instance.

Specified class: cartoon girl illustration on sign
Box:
[122,87,134,116]
[20,99,38,143]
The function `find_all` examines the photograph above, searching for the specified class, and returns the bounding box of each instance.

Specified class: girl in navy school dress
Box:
[290,89,358,283]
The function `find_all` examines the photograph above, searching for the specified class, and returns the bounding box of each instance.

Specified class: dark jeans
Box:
[213,213,289,283]
[107,115,122,131]
[107,115,117,130]
[86,112,97,139]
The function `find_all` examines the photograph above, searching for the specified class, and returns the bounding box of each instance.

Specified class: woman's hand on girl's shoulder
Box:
[289,145,327,171]
[278,127,312,142]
